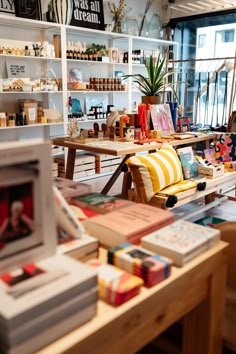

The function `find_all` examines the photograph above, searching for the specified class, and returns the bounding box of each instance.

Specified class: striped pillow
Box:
[127,145,183,203]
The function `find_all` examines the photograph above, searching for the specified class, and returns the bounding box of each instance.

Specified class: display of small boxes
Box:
[108,243,172,287]
[87,259,143,306]
[197,163,224,179]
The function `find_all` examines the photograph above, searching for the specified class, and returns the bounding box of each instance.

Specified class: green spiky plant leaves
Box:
[123,54,176,98]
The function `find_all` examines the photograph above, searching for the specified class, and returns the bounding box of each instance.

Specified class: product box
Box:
[108,243,172,287]
[87,259,143,306]
[197,163,224,179]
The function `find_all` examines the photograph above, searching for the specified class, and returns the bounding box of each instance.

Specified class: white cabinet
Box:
[0,15,178,141]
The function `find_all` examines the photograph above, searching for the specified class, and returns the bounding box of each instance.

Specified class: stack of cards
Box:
[87,259,143,306]
[108,243,172,287]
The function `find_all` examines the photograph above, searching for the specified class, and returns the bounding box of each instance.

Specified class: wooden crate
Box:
[95,154,122,174]
[56,153,96,180]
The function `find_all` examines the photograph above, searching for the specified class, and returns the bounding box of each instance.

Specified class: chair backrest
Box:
[216,222,236,290]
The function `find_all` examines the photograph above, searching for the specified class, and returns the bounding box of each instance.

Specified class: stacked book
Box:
[142,220,220,267]
[82,203,175,248]
[0,254,98,354]
[70,192,133,214]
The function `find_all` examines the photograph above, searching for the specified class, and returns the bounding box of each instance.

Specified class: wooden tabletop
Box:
[37,241,228,354]
[52,134,215,157]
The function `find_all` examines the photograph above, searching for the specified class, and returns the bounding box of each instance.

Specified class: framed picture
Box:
[109,48,119,63]
[14,0,42,21]
[0,140,56,273]
[0,0,15,15]
[150,104,175,136]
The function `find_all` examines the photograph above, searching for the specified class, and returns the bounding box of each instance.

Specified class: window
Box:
[198,34,206,48]
[216,29,234,43]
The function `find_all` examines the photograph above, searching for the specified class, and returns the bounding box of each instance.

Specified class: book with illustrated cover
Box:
[53,177,92,200]
[141,220,220,267]
[83,203,175,248]
[177,146,198,179]
[87,259,143,306]
[71,192,132,214]
[108,243,172,287]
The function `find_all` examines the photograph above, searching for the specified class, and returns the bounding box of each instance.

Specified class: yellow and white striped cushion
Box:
[127,145,183,203]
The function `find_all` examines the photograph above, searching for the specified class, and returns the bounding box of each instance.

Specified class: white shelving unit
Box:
[0,14,178,144]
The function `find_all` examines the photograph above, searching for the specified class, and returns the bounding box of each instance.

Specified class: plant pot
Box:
[141,96,161,105]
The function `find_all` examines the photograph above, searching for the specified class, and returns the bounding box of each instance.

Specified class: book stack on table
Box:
[141,220,220,267]
[0,255,98,354]
[0,140,98,354]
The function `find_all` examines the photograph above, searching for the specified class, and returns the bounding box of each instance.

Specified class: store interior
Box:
[0,1,235,353]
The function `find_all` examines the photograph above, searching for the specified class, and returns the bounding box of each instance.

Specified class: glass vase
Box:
[139,15,149,37]
[122,16,139,36]
[112,17,122,33]
[148,12,162,39]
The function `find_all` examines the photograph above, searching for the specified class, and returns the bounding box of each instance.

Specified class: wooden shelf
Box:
[0,123,63,130]
[0,91,62,94]
[0,54,61,61]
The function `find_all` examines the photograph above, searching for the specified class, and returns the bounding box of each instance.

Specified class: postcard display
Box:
[0,140,98,354]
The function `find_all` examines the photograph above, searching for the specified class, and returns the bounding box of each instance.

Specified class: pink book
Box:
[83,203,175,248]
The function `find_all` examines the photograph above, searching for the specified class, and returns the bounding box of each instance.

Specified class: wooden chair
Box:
[216,222,236,352]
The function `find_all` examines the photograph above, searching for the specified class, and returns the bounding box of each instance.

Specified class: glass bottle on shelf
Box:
[148,12,162,39]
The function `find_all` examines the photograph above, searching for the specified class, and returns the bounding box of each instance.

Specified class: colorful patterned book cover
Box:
[108,243,172,287]
[214,133,236,162]
[87,259,143,305]
[177,146,198,179]
[141,220,220,267]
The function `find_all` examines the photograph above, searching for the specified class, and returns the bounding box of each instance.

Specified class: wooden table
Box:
[52,134,215,198]
[37,241,228,354]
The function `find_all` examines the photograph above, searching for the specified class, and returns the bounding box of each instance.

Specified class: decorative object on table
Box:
[148,12,162,39]
[14,0,42,20]
[138,0,155,37]
[67,118,78,138]
[122,16,139,36]
[107,0,131,33]
[150,104,175,136]
[123,123,135,141]
[123,54,175,105]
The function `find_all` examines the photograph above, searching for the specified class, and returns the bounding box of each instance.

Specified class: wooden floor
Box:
[81,173,124,196]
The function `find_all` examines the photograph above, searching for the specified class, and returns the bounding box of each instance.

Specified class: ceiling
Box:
[166,0,236,18]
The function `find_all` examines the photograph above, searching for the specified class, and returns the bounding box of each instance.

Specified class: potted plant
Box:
[123,54,176,104]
